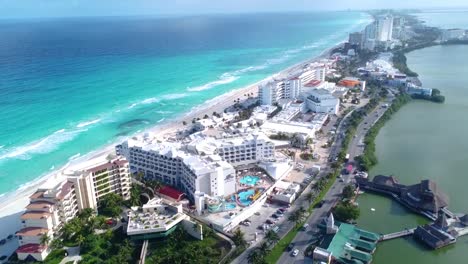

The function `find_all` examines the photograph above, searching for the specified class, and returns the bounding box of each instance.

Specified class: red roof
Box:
[304,80,322,87]
[16,243,46,254]
[158,186,185,201]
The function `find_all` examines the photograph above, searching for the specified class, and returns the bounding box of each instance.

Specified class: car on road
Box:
[292,249,299,257]
[287,243,295,251]
[302,223,309,230]
[254,212,261,216]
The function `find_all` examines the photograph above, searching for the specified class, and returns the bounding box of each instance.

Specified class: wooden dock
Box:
[380,228,415,241]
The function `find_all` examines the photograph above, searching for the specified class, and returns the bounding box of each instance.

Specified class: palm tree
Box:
[297,206,307,220]
[232,228,247,247]
[257,242,271,257]
[49,238,63,250]
[247,249,263,264]
[79,208,94,220]
[76,234,85,246]
[305,192,315,203]
[39,234,50,246]
[288,211,300,226]
[265,230,279,246]
[129,184,142,206]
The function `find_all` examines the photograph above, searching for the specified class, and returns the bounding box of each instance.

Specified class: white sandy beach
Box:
[0,42,341,256]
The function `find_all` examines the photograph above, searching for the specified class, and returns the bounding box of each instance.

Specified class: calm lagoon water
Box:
[357,45,468,264]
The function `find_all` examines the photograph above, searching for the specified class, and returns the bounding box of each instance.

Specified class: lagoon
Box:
[357,45,468,264]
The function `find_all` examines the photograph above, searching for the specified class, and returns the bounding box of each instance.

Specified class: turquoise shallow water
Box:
[0,13,370,198]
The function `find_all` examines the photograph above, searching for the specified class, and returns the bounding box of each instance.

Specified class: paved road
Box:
[276,94,394,264]
[348,95,394,164]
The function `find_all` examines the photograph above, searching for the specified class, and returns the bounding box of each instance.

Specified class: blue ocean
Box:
[0,12,370,197]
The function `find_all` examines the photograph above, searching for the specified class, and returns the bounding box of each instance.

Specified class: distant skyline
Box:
[0,0,468,18]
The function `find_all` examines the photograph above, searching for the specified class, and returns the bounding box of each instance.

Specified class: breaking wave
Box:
[0,128,87,161]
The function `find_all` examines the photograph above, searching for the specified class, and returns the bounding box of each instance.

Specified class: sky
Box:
[0,0,467,18]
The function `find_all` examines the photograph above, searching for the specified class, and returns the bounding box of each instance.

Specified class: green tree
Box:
[49,238,63,250]
[265,230,280,245]
[257,242,271,257]
[305,192,315,203]
[129,183,142,206]
[333,201,360,222]
[342,185,355,200]
[39,234,50,245]
[232,228,247,247]
[98,193,124,218]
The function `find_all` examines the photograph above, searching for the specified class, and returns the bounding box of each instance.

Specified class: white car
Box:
[292,249,299,257]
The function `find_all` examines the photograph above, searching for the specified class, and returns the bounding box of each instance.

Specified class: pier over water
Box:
[355,175,468,250]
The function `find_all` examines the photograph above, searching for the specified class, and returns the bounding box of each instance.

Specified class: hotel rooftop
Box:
[126,198,188,239]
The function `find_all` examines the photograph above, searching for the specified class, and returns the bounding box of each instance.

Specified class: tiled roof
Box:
[158,186,185,201]
[16,243,46,253]
[16,227,48,237]
[26,201,54,210]
[29,191,45,200]
[21,211,51,220]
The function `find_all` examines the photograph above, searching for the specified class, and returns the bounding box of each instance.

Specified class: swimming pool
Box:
[239,175,260,186]
[225,203,237,210]
[238,189,255,206]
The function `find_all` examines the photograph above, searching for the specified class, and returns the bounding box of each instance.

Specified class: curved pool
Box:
[238,189,255,206]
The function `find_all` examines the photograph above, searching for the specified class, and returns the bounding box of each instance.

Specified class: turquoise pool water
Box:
[225,203,236,210]
[238,189,255,206]
[239,175,260,186]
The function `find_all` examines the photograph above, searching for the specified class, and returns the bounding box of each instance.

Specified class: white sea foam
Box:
[68,153,81,161]
[76,118,101,128]
[0,128,86,161]
[157,118,165,123]
[187,74,239,92]
[128,93,189,109]
[155,110,173,114]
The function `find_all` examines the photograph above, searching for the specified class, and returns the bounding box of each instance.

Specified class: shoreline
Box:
[0,41,343,223]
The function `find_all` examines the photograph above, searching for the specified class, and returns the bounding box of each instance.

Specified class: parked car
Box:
[302,223,309,230]
[272,214,279,219]
[254,212,261,216]
[287,243,295,251]
[266,219,274,225]
[292,249,299,257]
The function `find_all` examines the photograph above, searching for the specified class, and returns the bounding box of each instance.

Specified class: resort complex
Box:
[3,8,468,264]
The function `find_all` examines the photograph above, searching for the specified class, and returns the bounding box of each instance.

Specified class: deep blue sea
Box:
[0,12,370,197]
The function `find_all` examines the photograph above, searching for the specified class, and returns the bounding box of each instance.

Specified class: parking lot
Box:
[237,202,292,245]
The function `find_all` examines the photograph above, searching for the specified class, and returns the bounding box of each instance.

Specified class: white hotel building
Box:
[16,156,131,262]
[303,88,340,115]
[116,132,275,200]
[259,66,326,105]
